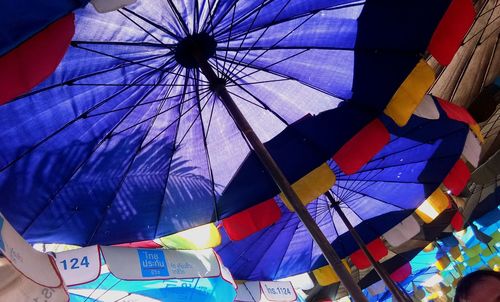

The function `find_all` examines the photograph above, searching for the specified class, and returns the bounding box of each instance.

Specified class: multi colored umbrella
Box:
[0,0,475,299]
[216,98,473,279]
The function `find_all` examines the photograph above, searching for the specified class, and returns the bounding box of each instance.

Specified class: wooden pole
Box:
[325,191,411,302]
[196,57,368,302]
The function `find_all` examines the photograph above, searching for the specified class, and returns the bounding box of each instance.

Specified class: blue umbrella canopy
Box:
[216,109,469,280]
[0,0,455,246]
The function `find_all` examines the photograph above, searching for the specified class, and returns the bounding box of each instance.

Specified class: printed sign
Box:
[236,281,297,302]
[261,281,297,302]
[138,249,169,277]
[55,246,101,286]
[100,246,220,280]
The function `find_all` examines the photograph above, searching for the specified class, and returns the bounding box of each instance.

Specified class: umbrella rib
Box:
[71,40,173,48]
[165,0,190,36]
[222,0,279,75]
[204,0,240,33]
[1,62,167,174]
[337,169,385,202]
[91,279,122,302]
[72,44,211,82]
[332,184,406,210]
[193,0,199,34]
[68,82,207,87]
[137,88,213,150]
[461,14,500,45]
[226,78,289,126]
[244,283,260,302]
[214,52,348,102]
[483,113,500,138]
[117,9,167,45]
[218,45,354,51]
[113,293,132,302]
[82,273,111,302]
[221,0,239,75]
[86,87,209,118]
[120,7,182,40]
[204,93,217,139]
[151,69,189,239]
[203,0,222,76]
[86,69,173,245]
[226,89,266,109]
[174,89,214,149]
[217,47,307,84]
[193,69,220,222]
[226,78,291,86]
[71,44,171,72]
[8,52,172,102]
[107,87,211,137]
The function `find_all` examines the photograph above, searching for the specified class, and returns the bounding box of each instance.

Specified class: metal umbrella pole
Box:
[325,191,411,302]
[192,53,368,301]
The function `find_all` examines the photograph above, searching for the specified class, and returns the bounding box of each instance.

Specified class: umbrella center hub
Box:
[175,33,217,68]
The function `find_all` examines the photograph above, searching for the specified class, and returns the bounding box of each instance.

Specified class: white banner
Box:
[55,245,101,286]
[100,246,221,280]
[0,213,61,287]
[236,281,297,302]
[260,281,297,302]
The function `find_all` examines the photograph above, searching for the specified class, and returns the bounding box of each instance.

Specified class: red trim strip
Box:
[0,13,75,105]
[428,0,475,65]
[333,119,389,175]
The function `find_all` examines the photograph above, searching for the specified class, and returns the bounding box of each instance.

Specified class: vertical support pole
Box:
[325,191,410,302]
[196,58,368,302]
